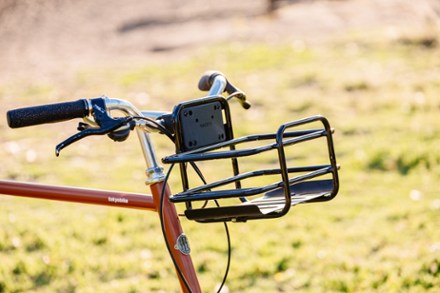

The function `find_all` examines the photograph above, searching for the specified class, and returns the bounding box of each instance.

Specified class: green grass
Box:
[1,28,440,292]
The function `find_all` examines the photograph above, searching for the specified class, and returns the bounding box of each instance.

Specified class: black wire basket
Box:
[163,97,340,223]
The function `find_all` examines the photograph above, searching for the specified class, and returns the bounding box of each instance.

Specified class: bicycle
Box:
[0,71,339,292]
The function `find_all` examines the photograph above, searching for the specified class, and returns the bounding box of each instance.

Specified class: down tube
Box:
[150,181,201,293]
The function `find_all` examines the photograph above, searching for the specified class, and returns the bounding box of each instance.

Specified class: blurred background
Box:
[0,0,439,292]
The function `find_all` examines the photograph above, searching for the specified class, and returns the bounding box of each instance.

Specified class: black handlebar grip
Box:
[7,99,89,128]
[198,70,241,96]
[198,70,223,91]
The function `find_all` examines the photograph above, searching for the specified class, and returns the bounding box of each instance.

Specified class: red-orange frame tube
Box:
[0,179,201,292]
[150,181,202,293]
[0,180,156,210]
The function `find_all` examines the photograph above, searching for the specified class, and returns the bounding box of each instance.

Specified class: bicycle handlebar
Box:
[6,71,248,130]
[7,99,89,128]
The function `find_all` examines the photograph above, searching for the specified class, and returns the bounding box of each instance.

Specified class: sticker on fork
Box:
[175,234,191,255]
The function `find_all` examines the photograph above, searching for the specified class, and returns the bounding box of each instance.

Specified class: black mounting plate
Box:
[171,96,233,153]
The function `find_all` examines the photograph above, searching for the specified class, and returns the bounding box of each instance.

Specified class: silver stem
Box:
[136,128,165,184]
[103,97,166,184]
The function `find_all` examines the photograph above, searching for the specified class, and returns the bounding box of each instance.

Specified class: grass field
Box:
[1,28,440,292]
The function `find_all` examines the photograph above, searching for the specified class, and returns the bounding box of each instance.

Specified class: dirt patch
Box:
[0,0,438,81]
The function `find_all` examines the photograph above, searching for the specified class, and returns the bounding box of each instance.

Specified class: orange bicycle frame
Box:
[0,179,202,292]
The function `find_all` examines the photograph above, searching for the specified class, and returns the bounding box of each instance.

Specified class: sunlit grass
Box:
[1,28,440,292]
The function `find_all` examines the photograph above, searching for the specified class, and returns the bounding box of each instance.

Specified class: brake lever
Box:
[227,91,251,110]
[198,70,251,110]
[77,122,92,131]
[55,98,133,156]
[55,116,133,156]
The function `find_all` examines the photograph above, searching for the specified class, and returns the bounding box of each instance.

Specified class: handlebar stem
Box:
[137,129,166,184]
[102,97,166,184]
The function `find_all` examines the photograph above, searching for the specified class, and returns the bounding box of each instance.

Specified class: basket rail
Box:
[163,115,340,223]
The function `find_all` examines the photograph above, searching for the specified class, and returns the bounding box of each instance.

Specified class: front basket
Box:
[163,115,339,223]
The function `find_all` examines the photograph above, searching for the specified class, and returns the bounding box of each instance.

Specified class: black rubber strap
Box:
[7,99,89,128]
